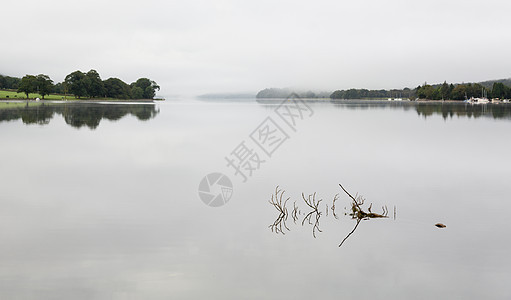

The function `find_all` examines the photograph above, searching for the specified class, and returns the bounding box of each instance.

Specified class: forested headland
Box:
[332,79,511,100]
[0,70,160,100]
[414,81,511,100]
[256,78,511,101]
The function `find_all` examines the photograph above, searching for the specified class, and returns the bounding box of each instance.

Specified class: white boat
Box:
[466,88,490,104]
[467,97,489,104]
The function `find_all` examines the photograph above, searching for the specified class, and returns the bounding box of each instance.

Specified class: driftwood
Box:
[268,184,393,248]
[338,184,388,247]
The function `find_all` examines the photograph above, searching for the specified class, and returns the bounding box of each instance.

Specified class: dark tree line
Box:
[330,88,413,99]
[3,70,159,99]
[63,70,159,99]
[0,75,21,89]
[329,81,511,100]
[416,81,511,100]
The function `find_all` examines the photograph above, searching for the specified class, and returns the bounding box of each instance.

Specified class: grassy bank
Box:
[1,89,162,101]
[0,89,72,100]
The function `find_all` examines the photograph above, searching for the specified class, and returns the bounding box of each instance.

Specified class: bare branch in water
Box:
[331,193,339,219]
[301,192,322,238]
[268,184,393,248]
[291,201,299,224]
[339,218,362,247]
[268,186,290,234]
[338,184,388,247]
[339,184,357,203]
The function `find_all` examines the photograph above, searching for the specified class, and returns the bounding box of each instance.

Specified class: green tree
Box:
[35,74,54,99]
[17,75,37,99]
[440,81,450,100]
[417,84,435,99]
[492,82,507,99]
[451,85,468,100]
[330,90,344,99]
[86,69,105,98]
[431,88,441,100]
[469,83,485,98]
[65,71,89,98]
[132,78,160,99]
[104,78,131,99]
[53,82,63,94]
[0,75,6,89]
[0,75,21,89]
[131,86,144,99]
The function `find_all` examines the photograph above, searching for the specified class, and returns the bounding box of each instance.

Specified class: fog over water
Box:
[2,0,511,96]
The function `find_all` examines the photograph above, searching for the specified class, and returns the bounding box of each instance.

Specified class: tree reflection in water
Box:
[415,102,511,120]
[269,184,394,248]
[0,102,159,129]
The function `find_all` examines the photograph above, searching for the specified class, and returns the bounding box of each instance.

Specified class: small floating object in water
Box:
[435,223,446,228]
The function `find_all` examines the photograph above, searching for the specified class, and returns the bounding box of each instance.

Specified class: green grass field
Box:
[0,89,157,101]
[0,89,163,102]
[0,89,71,100]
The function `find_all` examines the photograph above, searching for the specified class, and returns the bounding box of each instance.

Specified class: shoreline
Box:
[0,99,157,103]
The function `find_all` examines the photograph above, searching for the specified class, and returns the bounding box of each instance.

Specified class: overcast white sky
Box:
[2,0,511,97]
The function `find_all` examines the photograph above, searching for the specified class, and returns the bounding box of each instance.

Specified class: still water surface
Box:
[0,100,510,299]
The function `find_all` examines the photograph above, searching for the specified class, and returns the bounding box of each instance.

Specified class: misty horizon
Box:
[3,0,511,98]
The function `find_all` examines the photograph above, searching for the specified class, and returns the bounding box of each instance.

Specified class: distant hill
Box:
[477,78,511,89]
[256,88,330,99]
[197,93,256,99]
[410,78,511,89]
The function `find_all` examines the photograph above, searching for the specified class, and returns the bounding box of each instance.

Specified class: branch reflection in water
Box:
[268,183,395,248]
[268,186,290,235]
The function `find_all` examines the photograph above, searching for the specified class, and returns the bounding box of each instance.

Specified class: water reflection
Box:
[269,184,393,248]
[415,102,511,120]
[0,102,159,129]
[255,99,511,120]
[338,184,389,247]
[329,100,511,120]
[329,99,416,111]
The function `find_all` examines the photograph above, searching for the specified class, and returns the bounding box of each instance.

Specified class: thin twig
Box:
[331,193,339,219]
[339,218,361,247]
[292,201,299,223]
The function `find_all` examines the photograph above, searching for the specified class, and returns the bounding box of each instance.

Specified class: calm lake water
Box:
[0,100,510,299]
